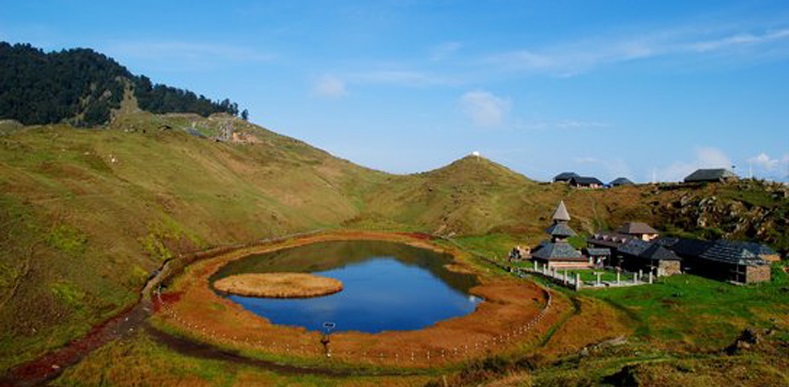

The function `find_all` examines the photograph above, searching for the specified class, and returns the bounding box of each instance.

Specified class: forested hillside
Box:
[0,42,242,126]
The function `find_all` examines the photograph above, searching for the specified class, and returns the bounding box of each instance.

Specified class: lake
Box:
[210,240,482,333]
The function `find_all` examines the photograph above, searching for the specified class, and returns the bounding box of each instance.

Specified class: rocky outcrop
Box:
[654,181,788,255]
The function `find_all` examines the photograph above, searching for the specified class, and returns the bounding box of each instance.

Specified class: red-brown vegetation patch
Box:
[152,291,182,313]
[395,232,434,240]
[153,231,559,368]
[539,295,632,360]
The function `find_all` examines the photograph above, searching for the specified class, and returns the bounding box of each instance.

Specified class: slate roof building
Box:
[683,168,738,183]
[587,231,635,249]
[609,177,634,187]
[569,176,604,189]
[656,237,712,259]
[553,172,580,183]
[616,239,682,276]
[583,247,611,267]
[532,201,588,268]
[657,237,771,283]
[741,242,780,262]
[616,222,659,241]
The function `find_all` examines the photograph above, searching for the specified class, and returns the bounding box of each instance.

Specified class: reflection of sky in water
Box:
[229,257,482,333]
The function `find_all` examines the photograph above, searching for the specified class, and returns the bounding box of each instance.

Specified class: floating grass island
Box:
[214,273,344,298]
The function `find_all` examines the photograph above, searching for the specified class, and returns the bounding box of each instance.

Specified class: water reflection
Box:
[211,241,482,333]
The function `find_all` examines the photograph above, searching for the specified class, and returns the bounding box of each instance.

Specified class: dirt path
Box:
[0,242,192,385]
[0,288,154,386]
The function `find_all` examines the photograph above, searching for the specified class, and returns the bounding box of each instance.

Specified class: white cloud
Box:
[689,29,789,52]
[312,74,348,98]
[655,147,733,182]
[748,152,780,170]
[696,147,733,168]
[747,152,789,181]
[482,25,789,77]
[459,91,511,128]
[430,41,462,62]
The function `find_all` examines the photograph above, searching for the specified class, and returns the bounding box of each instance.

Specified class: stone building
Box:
[657,238,772,284]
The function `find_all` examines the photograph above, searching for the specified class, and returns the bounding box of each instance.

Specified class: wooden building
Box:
[553,172,580,183]
[583,247,611,268]
[532,201,589,268]
[616,222,659,241]
[616,239,682,276]
[587,231,634,249]
[569,176,604,189]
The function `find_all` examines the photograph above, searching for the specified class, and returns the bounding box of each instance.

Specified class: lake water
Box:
[210,240,482,333]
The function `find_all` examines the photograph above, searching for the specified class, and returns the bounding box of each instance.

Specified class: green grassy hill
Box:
[0,115,385,369]
[0,114,786,372]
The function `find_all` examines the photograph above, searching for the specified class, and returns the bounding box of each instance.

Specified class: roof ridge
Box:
[552,200,571,221]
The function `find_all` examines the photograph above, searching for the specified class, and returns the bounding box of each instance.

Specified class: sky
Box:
[2,0,788,182]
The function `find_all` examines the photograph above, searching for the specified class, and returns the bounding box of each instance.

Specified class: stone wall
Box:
[746,265,771,283]
[658,260,682,276]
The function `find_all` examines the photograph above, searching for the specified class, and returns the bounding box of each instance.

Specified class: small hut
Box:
[617,239,682,276]
[616,222,659,241]
[609,177,634,187]
[553,172,580,183]
[569,176,604,189]
[683,168,738,183]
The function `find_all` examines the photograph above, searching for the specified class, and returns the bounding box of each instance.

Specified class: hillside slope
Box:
[359,155,548,235]
[0,115,385,369]
[1,116,786,372]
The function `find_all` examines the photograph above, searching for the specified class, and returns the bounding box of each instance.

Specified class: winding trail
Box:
[0,266,161,386]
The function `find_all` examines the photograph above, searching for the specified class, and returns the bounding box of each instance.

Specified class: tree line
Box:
[0,42,244,127]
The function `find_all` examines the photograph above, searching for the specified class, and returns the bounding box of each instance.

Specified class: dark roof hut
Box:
[553,172,580,183]
[616,239,682,276]
[569,176,604,188]
[616,222,659,241]
[683,168,738,183]
[609,177,634,186]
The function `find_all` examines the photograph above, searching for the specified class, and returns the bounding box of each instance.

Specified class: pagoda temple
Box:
[532,201,589,268]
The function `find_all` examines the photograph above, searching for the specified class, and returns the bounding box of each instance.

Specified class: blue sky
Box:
[2,1,788,182]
